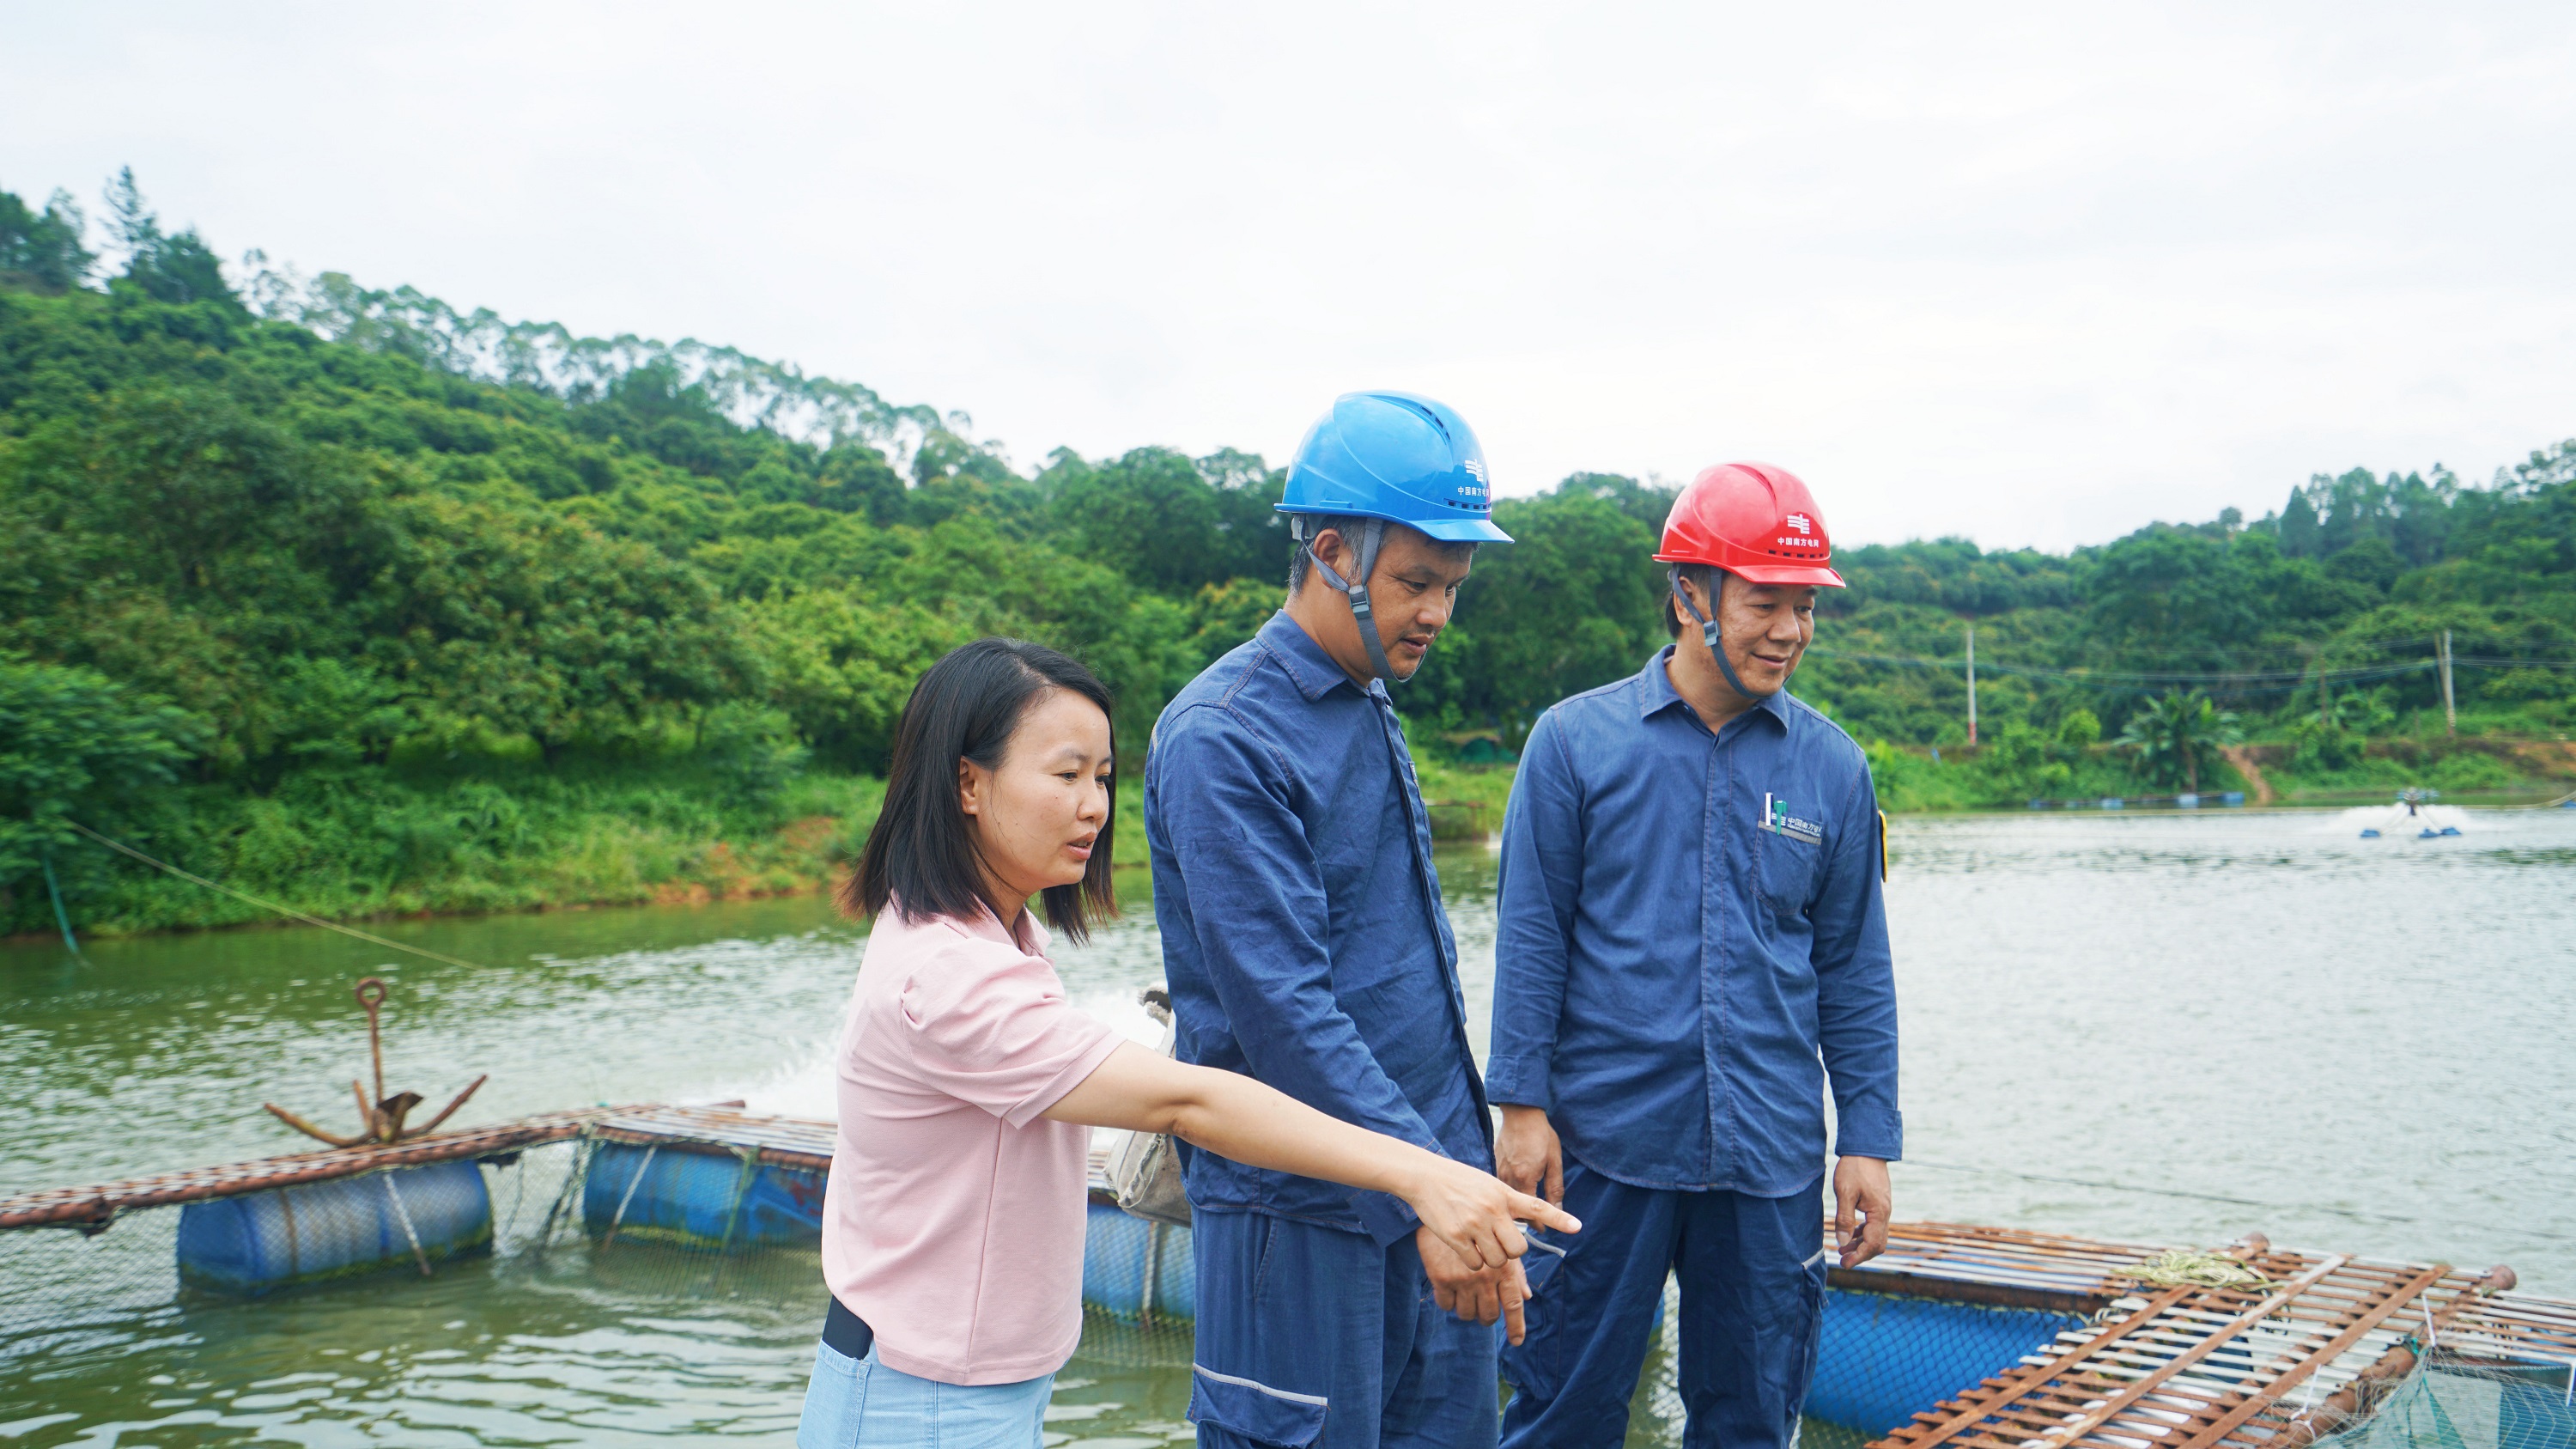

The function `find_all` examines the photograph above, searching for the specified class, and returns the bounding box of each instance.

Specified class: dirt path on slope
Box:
[2218,745,2275,805]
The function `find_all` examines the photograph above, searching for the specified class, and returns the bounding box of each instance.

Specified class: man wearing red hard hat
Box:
[1485,464,1901,1449]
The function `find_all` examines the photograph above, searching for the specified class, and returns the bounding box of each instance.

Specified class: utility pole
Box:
[2438,630,2457,736]
[1965,623,1978,746]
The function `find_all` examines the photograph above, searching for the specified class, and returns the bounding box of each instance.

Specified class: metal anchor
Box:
[264,977,486,1148]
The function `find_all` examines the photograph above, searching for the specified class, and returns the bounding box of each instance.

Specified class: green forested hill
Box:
[3,176,2573,935]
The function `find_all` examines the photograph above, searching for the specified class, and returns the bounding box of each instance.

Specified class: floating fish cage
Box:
[6,1105,2572,1449]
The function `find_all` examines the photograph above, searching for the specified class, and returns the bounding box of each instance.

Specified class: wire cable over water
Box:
[61,819,498,972]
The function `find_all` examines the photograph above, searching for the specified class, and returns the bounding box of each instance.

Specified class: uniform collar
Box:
[1260,611,1372,703]
[1637,645,1792,732]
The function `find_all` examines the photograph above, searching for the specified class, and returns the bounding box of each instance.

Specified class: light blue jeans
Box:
[796,1340,1056,1449]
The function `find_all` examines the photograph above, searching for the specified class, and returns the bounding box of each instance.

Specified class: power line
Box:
[1806,644,2576,693]
[1805,650,2441,688]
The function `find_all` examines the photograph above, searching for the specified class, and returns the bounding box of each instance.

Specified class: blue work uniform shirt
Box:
[1486,647,1901,1195]
[1145,612,1492,1244]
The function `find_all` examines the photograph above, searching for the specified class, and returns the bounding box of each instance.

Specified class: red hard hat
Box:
[1654,462,1845,588]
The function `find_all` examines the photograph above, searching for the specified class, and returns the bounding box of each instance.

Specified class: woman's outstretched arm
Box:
[1042,1041,1578,1271]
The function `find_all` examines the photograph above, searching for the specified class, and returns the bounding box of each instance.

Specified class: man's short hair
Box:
[1285,514,1476,595]
[1663,563,1721,638]
[1286,514,1375,595]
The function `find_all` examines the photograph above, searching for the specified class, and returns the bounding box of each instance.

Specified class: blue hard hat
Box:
[1278,391,1511,543]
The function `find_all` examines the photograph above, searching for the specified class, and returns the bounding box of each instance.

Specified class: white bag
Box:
[1108,985,1191,1227]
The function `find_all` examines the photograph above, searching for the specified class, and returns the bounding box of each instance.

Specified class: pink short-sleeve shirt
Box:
[820,904,1121,1385]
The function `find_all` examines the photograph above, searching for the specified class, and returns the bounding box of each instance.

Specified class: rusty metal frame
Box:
[1868,1250,2533,1449]
[0,1107,628,1232]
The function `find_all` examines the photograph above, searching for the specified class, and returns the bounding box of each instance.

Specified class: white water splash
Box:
[2330,803,2473,836]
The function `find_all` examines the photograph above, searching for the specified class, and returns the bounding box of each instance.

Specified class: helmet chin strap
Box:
[1668,565,1777,702]
[1301,517,1400,686]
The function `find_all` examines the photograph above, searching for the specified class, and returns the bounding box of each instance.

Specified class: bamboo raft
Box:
[6,1105,2570,1449]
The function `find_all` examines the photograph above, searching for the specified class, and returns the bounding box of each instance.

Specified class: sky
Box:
[4,2,2572,551]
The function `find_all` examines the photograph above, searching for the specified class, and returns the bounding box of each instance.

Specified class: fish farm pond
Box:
[3,807,2572,1447]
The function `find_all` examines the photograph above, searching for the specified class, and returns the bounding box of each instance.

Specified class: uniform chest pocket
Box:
[1755,828,1823,922]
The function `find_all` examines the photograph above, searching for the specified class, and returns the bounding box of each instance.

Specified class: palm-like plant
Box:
[2116,689,2243,793]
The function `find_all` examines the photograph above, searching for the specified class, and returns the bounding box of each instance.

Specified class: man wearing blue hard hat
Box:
[1145,392,1547,1449]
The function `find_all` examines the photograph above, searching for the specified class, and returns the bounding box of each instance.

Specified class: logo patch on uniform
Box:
[1762,793,1826,845]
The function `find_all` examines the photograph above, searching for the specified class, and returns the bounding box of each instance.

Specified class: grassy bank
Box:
[1863,729,2576,812]
[14,743,1483,940]
[10,753,886,938]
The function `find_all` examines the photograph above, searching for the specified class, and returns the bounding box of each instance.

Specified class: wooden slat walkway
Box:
[0,1107,624,1231]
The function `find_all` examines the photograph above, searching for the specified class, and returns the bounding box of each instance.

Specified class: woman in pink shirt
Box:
[800,638,1573,1449]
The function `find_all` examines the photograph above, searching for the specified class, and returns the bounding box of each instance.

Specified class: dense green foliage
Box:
[3,174,2573,934]
[1796,457,2576,780]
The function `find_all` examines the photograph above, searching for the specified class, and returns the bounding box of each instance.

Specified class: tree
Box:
[0,658,205,889]
[2116,689,2241,792]
[2278,486,2321,557]
[101,167,242,313]
[1042,446,1284,594]
[0,186,94,294]
[2324,535,2404,593]
[1426,483,1667,732]
[364,496,766,755]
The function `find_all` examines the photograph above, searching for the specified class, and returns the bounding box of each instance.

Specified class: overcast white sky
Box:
[5,3,2572,551]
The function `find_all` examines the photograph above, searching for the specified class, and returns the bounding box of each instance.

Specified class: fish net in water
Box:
[0,1136,1194,1429]
[1617,1277,2094,1449]
[3,1140,597,1342]
[0,1138,870,1353]
[2307,1355,2576,1449]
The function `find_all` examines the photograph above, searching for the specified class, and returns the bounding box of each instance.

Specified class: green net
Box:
[2310,1356,2576,1449]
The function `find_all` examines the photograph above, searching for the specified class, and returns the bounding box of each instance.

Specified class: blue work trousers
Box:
[1190,1208,1499,1449]
[1500,1163,1826,1449]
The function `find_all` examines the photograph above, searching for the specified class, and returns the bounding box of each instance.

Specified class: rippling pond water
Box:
[4,807,2571,1445]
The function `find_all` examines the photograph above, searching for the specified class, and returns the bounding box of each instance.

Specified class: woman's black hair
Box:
[844,637,1118,942]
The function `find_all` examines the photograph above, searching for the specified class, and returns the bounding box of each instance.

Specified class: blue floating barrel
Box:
[1080,1202,1194,1320]
[1806,1289,2084,1436]
[177,1160,492,1294]
[582,1142,825,1249]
